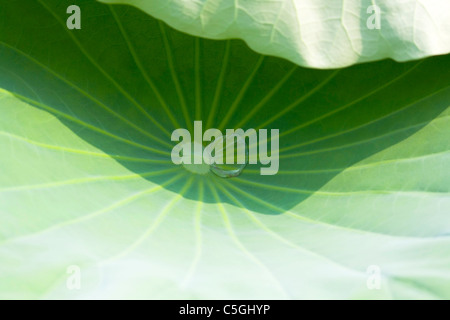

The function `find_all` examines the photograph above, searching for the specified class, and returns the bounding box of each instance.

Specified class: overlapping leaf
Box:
[100,0,450,68]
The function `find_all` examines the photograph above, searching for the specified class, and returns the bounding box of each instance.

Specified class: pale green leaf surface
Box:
[99,0,450,68]
[0,0,449,299]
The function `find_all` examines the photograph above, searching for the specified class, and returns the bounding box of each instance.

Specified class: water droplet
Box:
[205,133,248,178]
[210,162,247,178]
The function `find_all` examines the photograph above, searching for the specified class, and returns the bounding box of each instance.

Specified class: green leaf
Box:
[99,0,450,68]
[0,0,449,299]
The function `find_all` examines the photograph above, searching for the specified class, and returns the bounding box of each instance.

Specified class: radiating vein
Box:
[233,175,449,196]
[219,179,446,238]
[214,180,366,277]
[0,173,186,246]
[0,131,172,164]
[278,60,424,139]
[280,112,450,159]
[109,6,181,131]
[8,91,171,156]
[244,150,450,175]
[195,38,202,121]
[218,55,264,131]
[0,41,172,149]
[0,167,178,193]
[36,0,173,147]
[234,64,297,129]
[102,176,194,263]
[255,69,340,129]
[209,180,290,299]
[206,40,231,129]
[279,85,450,153]
[182,180,203,287]
[159,21,193,132]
